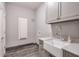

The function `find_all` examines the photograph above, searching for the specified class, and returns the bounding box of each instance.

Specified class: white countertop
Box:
[39,37,52,41]
[63,43,79,56]
[39,37,79,56]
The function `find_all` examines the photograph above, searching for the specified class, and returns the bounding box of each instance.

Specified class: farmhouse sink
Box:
[44,38,70,57]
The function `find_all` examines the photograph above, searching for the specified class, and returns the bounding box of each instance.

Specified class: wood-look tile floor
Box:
[4,44,51,57]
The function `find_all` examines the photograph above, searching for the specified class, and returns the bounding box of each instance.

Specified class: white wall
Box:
[35,3,52,44]
[6,3,36,48]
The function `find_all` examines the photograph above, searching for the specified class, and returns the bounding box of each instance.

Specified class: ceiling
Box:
[7,2,44,11]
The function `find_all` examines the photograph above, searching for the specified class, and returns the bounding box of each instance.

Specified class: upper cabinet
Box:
[0,3,5,9]
[46,2,79,24]
[46,2,59,23]
[61,2,79,20]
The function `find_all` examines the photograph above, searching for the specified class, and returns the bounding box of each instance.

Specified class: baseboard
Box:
[6,43,38,51]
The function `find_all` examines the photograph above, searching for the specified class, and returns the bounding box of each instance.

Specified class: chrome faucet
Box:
[55,25,64,40]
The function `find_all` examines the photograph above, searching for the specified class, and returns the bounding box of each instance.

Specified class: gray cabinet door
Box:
[63,50,79,57]
[46,2,59,23]
[61,2,79,20]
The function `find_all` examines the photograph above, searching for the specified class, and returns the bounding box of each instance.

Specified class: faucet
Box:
[55,25,64,40]
[67,35,71,43]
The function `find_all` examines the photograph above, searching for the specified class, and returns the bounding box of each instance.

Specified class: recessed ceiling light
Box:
[47,2,55,6]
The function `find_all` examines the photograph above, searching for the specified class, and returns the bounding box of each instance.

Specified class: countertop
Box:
[39,37,79,56]
[63,43,79,56]
[39,37,52,41]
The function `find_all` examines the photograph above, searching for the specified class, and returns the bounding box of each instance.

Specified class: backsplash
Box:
[51,20,79,43]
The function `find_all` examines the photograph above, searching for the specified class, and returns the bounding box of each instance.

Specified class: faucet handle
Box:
[68,35,71,43]
[56,32,60,36]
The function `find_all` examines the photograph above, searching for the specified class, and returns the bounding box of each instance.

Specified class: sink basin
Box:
[44,38,70,57]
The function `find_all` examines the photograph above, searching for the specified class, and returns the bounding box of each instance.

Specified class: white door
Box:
[0,3,5,57]
[18,17,28,39]
[1,9,6,56]
[0,9,3,57]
